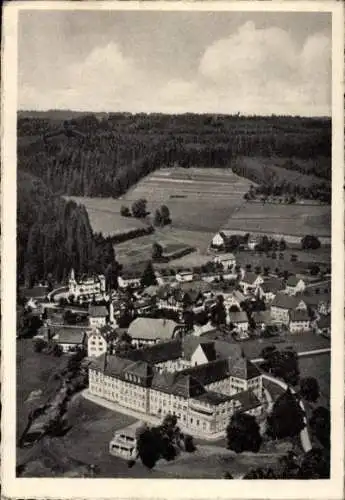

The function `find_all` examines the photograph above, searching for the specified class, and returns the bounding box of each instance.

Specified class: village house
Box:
[176,270,194,283]
[223,290,246,311]
[127,317,184,347]
[251,310,274,331]
[257,278,284,303]
[53,327,87,353]
[213,253,236,270]
[117,270,142,289]
[68,269,106,297]
[270,293,307,325]
[228,311,249,338]
[23,284,49,302]
[88,349,263,438]
[247,236,258,250]
[239,272,264,295]
[289,309,311,333]
[302,292,331,317]
[88,305,108,328]
[87,330,108,358]
[109,421,145,460]
[284,276,306,296]
[210,230,234,250]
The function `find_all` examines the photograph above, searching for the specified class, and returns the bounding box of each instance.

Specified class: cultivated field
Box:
[65,167,331,265]
[224,202,330,238]
[64,196,150,237]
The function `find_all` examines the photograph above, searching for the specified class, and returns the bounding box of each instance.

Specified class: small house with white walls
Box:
[68,269,106,297]
[213,253,236,270]
[87,330,108,358]
[285,276,306,296]
[176,270,194,283]
[89,305,108,328]
[240,273,264,295]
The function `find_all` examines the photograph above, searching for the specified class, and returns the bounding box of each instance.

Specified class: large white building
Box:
[68,269,106,298]
[88,338,264,438]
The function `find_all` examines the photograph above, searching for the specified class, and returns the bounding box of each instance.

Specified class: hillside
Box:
[17,171,117,286]
[18,113,331,201]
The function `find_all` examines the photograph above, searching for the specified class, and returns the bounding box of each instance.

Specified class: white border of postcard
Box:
[2,1,344,499]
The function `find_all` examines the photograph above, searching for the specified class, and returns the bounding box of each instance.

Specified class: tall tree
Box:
[141,261,158,287]
[226,412,262,453]
[267,388,305,440]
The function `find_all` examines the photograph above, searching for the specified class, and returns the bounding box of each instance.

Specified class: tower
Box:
[69,268,77,293]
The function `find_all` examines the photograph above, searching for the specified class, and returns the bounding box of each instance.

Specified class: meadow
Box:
[66,167,331,267]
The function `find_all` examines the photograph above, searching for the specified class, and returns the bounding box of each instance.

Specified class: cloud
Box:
[19,23,331,116]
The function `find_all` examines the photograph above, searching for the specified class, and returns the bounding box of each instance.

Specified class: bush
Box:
[33,338,47,353]
[184,434,196,453]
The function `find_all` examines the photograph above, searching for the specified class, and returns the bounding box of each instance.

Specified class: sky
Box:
[18,10,332,116]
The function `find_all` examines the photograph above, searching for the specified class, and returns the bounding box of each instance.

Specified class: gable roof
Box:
[286,276,304,287]
[127,317,180,341]
[198,342,217,362]
[242,272,261,285]
[89,305,108,318]
[229,311,249,324]
[271,292,305,310]
[230,357,262,380]
[180,359,230,386]
[151,370,206,398]
[230,389,262,412]
[194,390,233,405]
[252,310,273,325]
[289,310,310,322]
[121,339,183,364]
[23,285,49,299]
[231,290,246,303]
[55,328,86,345]
[260,278,284,294]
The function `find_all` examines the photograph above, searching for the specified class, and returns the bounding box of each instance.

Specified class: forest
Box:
[17,170,119,287]
[18,112,331,200]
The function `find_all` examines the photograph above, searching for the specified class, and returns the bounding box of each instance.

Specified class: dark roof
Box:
[23,286,49,299]
[101,355,153,385]
[194,390,233,405]
[317,314,331,329]
[252,311,273,325]
[127,317,180,341]
[89,305,108,318]
[230,357,262,380]
[121,339,183,364]
[229,311,248,324]
[151,371,206,398]
[260,278,284,294]
[271,292,305,310]
[242,272,261,285]
[289,310,310,322]
[302,292,330,307]
[55,328,86,345]
[180,359,230,386]
[199,342,217,362]
[230,389,262,412]
[286,276,304,287]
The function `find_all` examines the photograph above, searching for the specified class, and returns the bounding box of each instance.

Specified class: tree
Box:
[184,434,196,453]
[262,346,300,386]
[310,406,330,449]
[131,198,147,218]
[33,338,47,353]
[152,242,163,260]
[301,235,321,250]
[243,467,277,479]
[299,377,320,403]
[226,411,262,453]
[141,261,157,287]
[298,448,330,479]
[210,295,226,326]
[267,388,305,440]
[153,209,163,227]
[279,238,287,251]
[120,205,131,217]
[160,205,171,225]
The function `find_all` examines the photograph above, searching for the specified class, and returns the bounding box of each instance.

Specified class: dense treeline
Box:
[17,171,117,286]
[18,113,331,199]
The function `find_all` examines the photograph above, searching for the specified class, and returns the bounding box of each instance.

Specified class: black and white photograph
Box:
[1,1,344,498]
